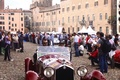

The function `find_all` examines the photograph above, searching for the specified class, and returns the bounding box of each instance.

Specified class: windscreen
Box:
[37,46,70,60]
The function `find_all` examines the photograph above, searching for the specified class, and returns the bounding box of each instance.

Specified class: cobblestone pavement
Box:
[0,42,120,80]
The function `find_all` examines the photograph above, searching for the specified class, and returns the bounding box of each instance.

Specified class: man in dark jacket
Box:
[19,32,24,52]
[96,32,108,73]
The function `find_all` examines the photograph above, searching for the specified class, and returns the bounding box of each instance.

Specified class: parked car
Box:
[113,50,120,64]
[25,46,106,80]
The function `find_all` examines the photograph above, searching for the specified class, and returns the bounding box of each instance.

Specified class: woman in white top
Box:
[12,34,19,51]
[87,35,93,52]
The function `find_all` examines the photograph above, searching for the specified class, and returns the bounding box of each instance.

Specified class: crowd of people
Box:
[0,30,24,61]
[73,32,119,73]
[0,30,120,73]
[23,32,70,46]
[24,31,120,73]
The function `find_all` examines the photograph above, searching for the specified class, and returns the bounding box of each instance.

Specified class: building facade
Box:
[31,0,117,34]
[0,0,4,10]
[117,0,120,34]
[0,8,24,33]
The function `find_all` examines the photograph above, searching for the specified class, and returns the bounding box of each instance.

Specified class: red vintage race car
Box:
[108,49,120,65]
[25,46,106,80]
[114,50,120,63]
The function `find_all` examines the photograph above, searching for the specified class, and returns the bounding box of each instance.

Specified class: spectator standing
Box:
[32,32,35,43]
[47,33,51,46]
[86,35,91,50]
[19,32,24,52]
[12,34,19,51]
[1,32,6,54]
[109,35,116,69]
[59,34,63,44]
[74,33,80,57]
[64,34,68,47]
[4,32,13,61]
[50,34,54,46]
[87,35,93,52]
[114,34,119,49]
[39,32,43,46]
[70,34,75,54]
[96,32,108,73]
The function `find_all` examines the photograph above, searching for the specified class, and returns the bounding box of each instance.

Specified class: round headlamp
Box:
[44,67,54,78]
[77,66,88,77]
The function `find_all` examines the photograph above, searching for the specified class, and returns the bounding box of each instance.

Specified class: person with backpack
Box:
[96,32,111,73]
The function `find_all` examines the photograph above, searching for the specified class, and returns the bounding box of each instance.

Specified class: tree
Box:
[108,15,117,34]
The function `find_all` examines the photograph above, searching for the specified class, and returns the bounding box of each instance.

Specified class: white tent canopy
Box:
[58,26,63,33]
[78,26,88,33]
[87,26,96,34]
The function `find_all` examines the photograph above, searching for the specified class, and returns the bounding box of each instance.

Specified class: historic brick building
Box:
[31,0,117,34]
[0,0,4,10]
[0,8,24,33]
[0,0,25,33]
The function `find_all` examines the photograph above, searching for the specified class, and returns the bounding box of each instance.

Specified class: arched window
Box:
[72,27,74,32]
[87,15,90,21]
[78,5,81,10]
[68,17,70,23]
[99,27,102,32]
[105,13,108,20]
[67,7,70,12]
[62,17,64,23]
[68,27,70,33]
[72,16,74,22]
[106,26,109,34]
[92,14,95,21]
[82,15,85,20]
[104,0,108,5]
[99,13,102,20]
[78,16,80,22]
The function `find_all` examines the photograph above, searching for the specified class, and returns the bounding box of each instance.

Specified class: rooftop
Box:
[0,8,23,13]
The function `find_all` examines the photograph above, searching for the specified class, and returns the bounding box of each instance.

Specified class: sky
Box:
[5,0,60,10]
